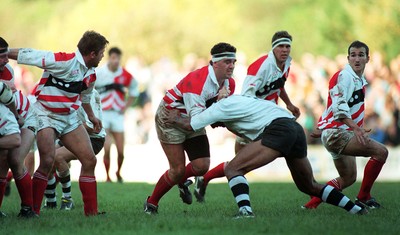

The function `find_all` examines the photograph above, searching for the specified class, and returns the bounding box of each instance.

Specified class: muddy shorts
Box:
[321,129,354,159]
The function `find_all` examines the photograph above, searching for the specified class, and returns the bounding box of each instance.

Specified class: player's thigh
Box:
[235,136,249,154]
[60,125,95,163]
[341,136,388,158]
[0,150,9,177]
[285,157,321,196]
[226,140,280,178]
[36,128,57,160]
[183,135,210,172]
[111,131,125,154]
[160,142,186,170]
[8,128,35,167]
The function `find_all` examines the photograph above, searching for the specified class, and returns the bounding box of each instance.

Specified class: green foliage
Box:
[1,0,399,65]
[1,182,399,234]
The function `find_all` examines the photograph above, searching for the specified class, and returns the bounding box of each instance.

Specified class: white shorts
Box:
[102,110,124,133]
[321,129,354,160]
[33,103,81,137]
[22,109,38,135]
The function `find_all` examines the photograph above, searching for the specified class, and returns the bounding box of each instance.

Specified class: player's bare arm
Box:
[162,109,193,131]
[340,117,370,145]
[0,133,21,149]
[280,88,300,118]
[7,48,20,60]
[82,102,102,133]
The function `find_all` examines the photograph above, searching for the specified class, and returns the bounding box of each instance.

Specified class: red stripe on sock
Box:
[357,158,384,201]
[203,162,226,185]
[15,171,33,208]
[0,178,6,207]
[148,171,174,206]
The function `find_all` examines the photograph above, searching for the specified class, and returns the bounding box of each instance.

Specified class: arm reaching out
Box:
[161,109,193,131]
[280,88,300,118]
[82,103,102,133]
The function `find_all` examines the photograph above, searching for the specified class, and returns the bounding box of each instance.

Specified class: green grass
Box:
[0,182,399,235]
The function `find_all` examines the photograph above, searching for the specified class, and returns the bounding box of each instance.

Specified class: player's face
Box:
[214,58,236,79]
[348,47,369,76]
[89,48,105,68]
[0,52,9,71]
[108,53,121,70]
[273,44,291,64]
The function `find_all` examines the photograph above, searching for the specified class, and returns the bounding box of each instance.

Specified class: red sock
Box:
[357,158,384,201]
[104,158,110,179]
[0,178,6,207]
[203,162,226,185]
[6,171,13,182]
[179,163,200,185]
[32,171,48,214]
[53,172,60,184]
[14,171,33,208]
[79,176,98,216]
[304,178,341,209]
[148,171,174,206]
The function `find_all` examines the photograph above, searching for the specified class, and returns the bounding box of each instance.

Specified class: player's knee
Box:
[81,155,97,170]
[39,156,55,173]
[341,174,356,188]
[169,165,186,183]
[191,160,210,175]
[377,146,388,161]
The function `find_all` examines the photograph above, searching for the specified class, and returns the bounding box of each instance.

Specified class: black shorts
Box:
[57,137,105,155]
[257,118,307,159]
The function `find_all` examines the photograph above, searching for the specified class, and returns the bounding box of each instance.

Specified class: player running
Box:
[193,31,300,202]
[7,30,108,216]
[143,42,236,214]
[44,89,106,210]
[163,95,368,218]
[303,40,388,209]
[95,47,139,183]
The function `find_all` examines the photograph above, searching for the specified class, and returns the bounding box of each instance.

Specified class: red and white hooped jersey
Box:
[318,64,368,130]
[0,64,15,83]
[17,49,96,114]
[163,65,235,117]
[241,51,291,104]
[95,65,139,112]
[0,104,20,136]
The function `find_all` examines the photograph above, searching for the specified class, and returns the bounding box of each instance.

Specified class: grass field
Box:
[0,181,399,235]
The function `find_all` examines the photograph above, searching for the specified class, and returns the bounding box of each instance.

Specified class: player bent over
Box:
[164,95,368,218]
[194,30,301,203]
[303,41,388,209]
[143,43,236,214]
[43,90,106,210]
[0,84,22,217]
[7,31,108,216]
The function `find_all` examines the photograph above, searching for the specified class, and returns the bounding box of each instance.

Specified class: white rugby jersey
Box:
[0,104,20,136]
[17,49,96,114]
[191,95,294,141]
[241,51,291,104]
[318,64,368,130]
[163,65,235,117]
[95,65,139,112]
[77,89,106,138]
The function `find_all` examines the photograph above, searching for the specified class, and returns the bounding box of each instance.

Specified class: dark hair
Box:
[210,42,236,56]
[348,40,369,56]
[77,30,109,56]
[271,31,292,43]
[0,37,8,48]
[108,47,122,56]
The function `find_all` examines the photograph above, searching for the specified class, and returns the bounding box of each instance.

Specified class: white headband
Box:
[0,47,9,55]
[271,38,291,50]
[211,52,236,62]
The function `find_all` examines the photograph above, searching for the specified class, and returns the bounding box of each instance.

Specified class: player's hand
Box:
[89,116,102,134]
[287,104,300,119]
[17,115,25,128]
[217,86,230,101]
[310,128,322,138]
[353,127,369,145]
[161,109,181,125]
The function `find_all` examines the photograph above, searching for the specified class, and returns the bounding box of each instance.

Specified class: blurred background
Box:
[2,0,400,182]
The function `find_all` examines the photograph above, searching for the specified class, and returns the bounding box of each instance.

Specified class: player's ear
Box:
[90,51,97,58]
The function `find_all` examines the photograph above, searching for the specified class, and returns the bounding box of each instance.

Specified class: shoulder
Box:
[121,68,133,79]
[0,64,14,81]
[179,66,209,94]
[53,52,76,62]
[247,55,269,75]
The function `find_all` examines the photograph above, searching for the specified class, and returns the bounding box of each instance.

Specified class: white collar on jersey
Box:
[268,50,292,73]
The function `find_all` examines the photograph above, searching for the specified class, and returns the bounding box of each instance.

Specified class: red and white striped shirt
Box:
[17,49,96,114]
[318,64,368,130]
[241,51,291,104]
[0,104,20,136]
[95,65,139,112]
[0,64,31,119]
[163,65,235,117]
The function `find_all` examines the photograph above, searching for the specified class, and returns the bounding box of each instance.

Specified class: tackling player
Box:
[193,31,300,202]
[163,95,368,218]
[7,30,109,216]
[303,41,388,209]
[143,42,236,214]
[95,47,139,183]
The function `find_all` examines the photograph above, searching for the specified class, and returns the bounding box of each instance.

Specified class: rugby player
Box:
[194,31,300,202]
[303,41,388,209]
[163,95,368,218]
[95,47,139,183]
[7,30,108,216]
[143,42,236,214]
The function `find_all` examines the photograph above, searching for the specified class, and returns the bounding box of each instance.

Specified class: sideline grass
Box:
[0,182,399,235]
